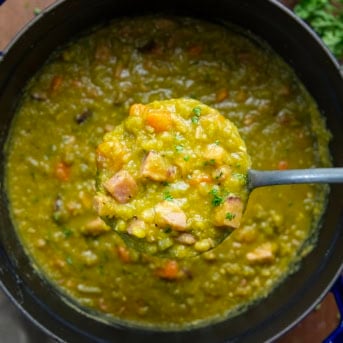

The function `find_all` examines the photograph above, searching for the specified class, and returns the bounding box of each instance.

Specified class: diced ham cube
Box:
[213,196,243,229]
[155,201,187,231]
[127,218,147,238]
[81,217,110,236]
[141,151,169,182]
[212,165,232,181]
[166,165,177,180]
[203,144,227,164]
[246,242,275,263]
[93,195,107,216]
[103,170,138,203]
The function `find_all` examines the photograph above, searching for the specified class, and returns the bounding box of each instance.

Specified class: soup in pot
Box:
[5,16,331,328]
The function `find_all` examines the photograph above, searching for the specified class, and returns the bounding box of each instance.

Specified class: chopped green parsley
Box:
[191,106,202,124]
[209,188,224,207]
[204,159,216,166]
[163,191,174,201]
[233,173,248,184]
[225,212,236,220]
[175,144,184,152]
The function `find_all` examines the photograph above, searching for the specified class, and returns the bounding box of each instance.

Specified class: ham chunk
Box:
[246,242,276,264]
[81,217,110,236]
[213,196,243,229]
[212,165,232,181]
[141,151,172,182]
[155,201,187,231]
[127,218,147,238]
[103,170,138,203]
[203,144,227,164]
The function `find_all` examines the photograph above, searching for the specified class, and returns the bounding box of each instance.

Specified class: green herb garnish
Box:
[175,144,184,152]
[204,159,216,166]
[184,155,190,161]
[209,188,224,207]
[164,227,172,233]
[225,212,236,220]
[62,227,73,238]
[233,173,248,184]
[215,171,224,179]
[52,211,62,223]
[191,106,202,124]
[163,191,174,201]
[66,256,73,265]
[295,0,343,60]
[191,116,200,124]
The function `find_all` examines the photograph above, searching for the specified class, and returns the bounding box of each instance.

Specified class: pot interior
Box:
[0,1,342,342]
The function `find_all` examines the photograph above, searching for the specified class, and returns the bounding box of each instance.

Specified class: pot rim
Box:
[0,1,342,342]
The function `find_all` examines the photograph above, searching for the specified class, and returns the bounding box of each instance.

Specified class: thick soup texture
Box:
[6,17,330,328]
[96,99,250,258]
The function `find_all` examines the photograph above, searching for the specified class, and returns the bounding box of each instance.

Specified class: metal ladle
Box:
[248,168,343,191]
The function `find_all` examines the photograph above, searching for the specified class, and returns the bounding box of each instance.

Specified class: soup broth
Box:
[5,16,331,328]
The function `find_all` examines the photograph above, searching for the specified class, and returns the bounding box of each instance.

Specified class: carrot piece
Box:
[98,297,109,311]
[129,103,146,116]
[216,88,229,102]
[278,160,288,170]
[188,175,212,185]
[145,110,172,132]
[188,44,203,56]
[155,260,180,280]
[54,162,70,181]
[117,246,131,263]
[50,75,63,93]
[188,170,212,185]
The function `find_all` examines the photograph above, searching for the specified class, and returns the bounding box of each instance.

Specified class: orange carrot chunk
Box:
[155,260,180,280]
[278,160,288,170]
[216,88,229,102]
[54,162,70,181]
[117,246,131,263]
[50,75,63,93]
[145,110,172,132]
[188,44,203,56]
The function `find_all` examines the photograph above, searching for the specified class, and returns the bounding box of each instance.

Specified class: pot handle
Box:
[324,275,343,343]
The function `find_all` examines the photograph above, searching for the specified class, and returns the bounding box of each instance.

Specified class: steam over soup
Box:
[6,16,330,328]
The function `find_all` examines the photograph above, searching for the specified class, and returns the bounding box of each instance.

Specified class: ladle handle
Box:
[248,168,343,190]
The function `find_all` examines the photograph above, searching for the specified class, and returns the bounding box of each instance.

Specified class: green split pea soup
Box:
[5,16,331,328]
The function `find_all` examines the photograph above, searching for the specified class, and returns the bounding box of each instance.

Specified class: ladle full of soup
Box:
[95,98,343,259]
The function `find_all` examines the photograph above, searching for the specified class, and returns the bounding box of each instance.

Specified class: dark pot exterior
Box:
[0,1,342,342]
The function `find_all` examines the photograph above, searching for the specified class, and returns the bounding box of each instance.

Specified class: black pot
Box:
[0,0,342,342]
